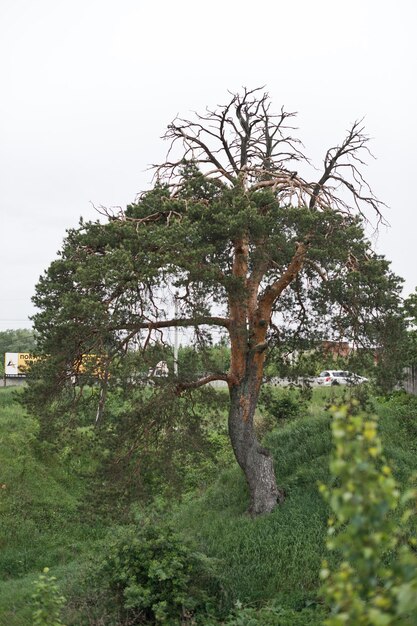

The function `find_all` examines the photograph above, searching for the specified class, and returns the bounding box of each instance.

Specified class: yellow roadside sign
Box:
[4,352,108,380]
[17,353,42,373]
[4,352,42,377]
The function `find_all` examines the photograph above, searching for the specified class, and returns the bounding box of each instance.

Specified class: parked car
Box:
[317,370,368,386]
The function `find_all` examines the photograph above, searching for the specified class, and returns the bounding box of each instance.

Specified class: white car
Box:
[317,370,368,386]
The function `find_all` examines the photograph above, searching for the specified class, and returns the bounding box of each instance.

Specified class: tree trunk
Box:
[228,377,284,515]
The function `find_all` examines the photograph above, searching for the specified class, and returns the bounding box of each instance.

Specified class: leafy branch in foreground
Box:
[32,567,66,626]
[320,403,417,625]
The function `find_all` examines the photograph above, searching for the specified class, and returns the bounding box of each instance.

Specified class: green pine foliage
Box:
[27,91,407,520]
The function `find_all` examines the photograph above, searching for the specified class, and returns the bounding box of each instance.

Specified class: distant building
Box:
[322,340,351,359]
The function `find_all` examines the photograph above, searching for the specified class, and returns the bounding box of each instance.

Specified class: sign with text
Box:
[4,352,107,379]
[4,353,42,377]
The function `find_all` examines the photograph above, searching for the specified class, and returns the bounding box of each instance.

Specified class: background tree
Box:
[30,88,402,515]
[403,289,417,368]
[0,328,36,376]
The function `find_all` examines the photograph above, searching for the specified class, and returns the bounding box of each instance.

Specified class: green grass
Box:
[0,388,105,579]
[173,417,331,611]
[0,572,35,626]
[377,394,417,485]
[307,385,355,418]
[172,388,417,615]
[2,386,417,624]
[0,560,89,626]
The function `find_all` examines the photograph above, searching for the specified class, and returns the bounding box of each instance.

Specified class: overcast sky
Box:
[1,0,416,332]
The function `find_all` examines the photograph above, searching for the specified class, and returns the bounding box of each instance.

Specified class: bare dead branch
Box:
[151,90,384,226]
[158,88,309,192]
[309,120,386,223]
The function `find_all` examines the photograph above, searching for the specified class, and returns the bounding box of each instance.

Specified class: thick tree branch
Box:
[112,316,231,333]
[176,373,230,394]
[259,240,310,311]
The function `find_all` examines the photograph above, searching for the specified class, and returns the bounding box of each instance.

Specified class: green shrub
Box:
[90,518,221,624]
[320,402,417,625]
[259,387,306,423]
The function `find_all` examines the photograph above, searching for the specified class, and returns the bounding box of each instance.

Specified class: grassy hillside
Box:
[0,388,106,625]
[1,386,417,624]
[174,414,331,609]
[0,388,106,577]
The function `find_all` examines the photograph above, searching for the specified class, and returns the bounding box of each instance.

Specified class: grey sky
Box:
[1,0,416,331]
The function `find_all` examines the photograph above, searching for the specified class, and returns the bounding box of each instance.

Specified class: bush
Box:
[32,567,66,626]
[320,402,417,625]
[89,518,221,624]
[259,387,307,423]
